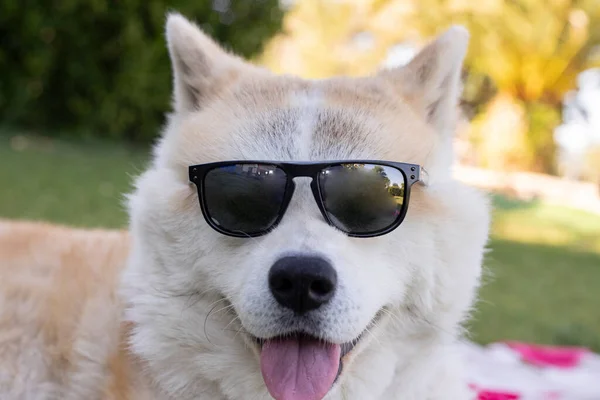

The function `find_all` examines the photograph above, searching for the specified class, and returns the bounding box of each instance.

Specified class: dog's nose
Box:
[268,256,337,315]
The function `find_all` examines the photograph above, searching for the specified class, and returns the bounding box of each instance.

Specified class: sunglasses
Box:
[188,161,429,238]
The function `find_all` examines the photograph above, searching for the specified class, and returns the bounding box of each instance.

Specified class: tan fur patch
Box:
[0,220,135,398]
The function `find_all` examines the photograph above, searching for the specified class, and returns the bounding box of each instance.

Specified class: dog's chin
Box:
[243,308,387,400]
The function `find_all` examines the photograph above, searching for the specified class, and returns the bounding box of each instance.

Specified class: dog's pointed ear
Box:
[165,13,247,113]
[381,26,469,136]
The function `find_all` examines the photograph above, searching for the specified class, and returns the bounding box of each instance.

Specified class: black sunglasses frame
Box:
[188,160,428,238]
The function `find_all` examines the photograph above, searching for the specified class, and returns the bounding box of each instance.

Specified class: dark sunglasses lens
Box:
[203,164,288,234]
[318,164,406,234]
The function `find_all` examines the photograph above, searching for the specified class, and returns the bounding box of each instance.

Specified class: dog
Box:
[0,12,490,400]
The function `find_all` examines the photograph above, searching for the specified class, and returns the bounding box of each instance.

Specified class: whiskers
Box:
[147,276,252,347]
[201,297,235,344]
[361,310,387,348]
[199,297,254,346]
[358,305,473,358]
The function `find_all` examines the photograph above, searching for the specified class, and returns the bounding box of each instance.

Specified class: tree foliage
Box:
[0,0,283,142]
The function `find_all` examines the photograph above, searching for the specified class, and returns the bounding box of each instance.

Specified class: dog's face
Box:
[123,14,490,400]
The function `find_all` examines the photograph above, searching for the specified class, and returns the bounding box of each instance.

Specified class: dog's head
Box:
[123,13,490,400]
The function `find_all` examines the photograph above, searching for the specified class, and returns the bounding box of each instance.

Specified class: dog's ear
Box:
[165,13,249,113]
[381,26,469,137]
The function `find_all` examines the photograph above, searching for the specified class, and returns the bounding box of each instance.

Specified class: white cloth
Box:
[461,341,600,400]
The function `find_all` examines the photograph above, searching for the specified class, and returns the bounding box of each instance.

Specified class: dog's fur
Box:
[0,13,490,400]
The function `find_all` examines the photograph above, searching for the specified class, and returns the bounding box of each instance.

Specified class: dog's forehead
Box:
[219,77,428,161]
[235,103,382,161]
[173,75,433,167]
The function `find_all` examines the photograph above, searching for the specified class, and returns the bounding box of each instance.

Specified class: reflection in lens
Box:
[204,164,287,234]
[319,164,405,233]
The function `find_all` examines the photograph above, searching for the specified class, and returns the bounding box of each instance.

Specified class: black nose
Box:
[268,256,337,315]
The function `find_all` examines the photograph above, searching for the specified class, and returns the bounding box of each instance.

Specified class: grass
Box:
[1,133,599,351]
[0,133,149,228]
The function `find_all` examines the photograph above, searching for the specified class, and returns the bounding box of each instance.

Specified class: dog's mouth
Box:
[250,310,384,400]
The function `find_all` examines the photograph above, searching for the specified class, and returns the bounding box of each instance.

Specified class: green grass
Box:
[1,133,599,351]
[0,133,149,228]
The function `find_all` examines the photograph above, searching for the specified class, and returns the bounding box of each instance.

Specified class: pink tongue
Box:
[260,336,341,400]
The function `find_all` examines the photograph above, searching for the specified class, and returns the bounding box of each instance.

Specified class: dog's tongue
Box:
[260,336,341,400]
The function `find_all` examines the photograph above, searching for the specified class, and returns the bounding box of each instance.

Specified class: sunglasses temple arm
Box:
[417,167,429,187]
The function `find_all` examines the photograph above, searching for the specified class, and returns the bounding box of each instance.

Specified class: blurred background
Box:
[1,0,599,351]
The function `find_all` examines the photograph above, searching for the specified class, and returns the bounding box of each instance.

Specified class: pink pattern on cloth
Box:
[504,341,589,369]
[470,383,521,400]
[462,340,600,400]
[477,390,521,400]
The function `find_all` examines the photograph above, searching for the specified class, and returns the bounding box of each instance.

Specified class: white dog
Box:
[0,12,490,400]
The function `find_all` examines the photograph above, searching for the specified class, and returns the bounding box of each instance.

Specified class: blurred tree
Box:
[389,183,404,198]
[261,0,394,78]
[262,0,600,174]
[0,0,283,142]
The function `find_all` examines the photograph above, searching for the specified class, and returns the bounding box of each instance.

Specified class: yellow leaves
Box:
[403,0,598,103]
[261,0,378,78]
[469,93,532,171]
